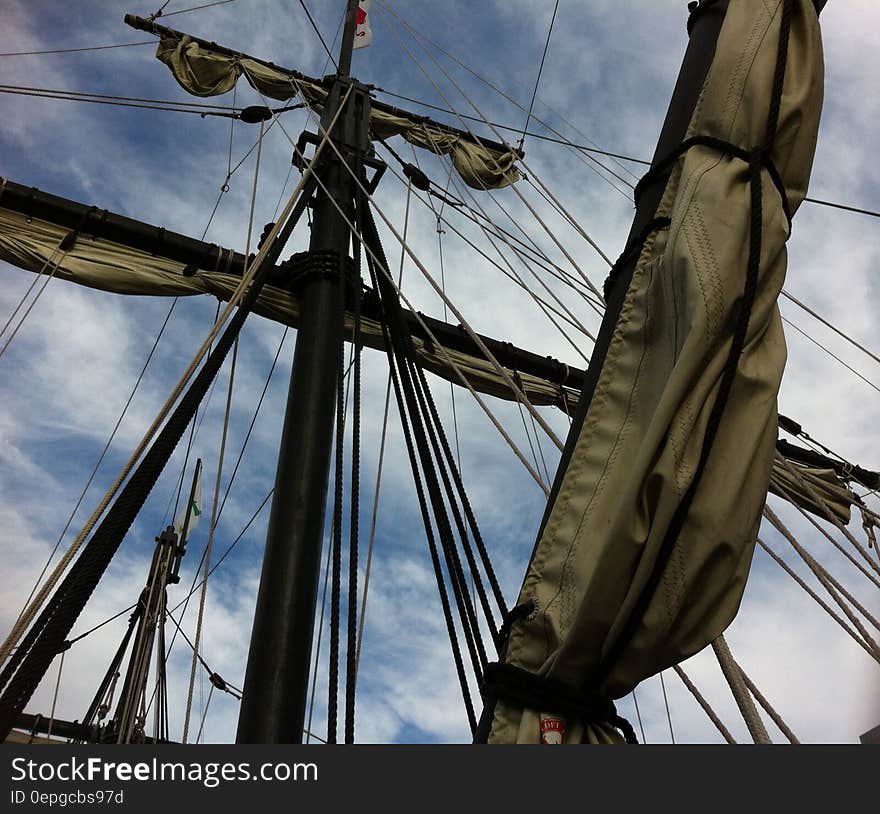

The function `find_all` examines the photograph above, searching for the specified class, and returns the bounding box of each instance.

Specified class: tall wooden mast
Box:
[236,0,371,743]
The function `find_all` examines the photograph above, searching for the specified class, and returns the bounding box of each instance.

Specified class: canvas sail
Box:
[149,31,519,190]
[0,196,571,410]
[487,0,825,743]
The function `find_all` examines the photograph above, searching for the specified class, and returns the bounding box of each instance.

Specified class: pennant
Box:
[354,0,372,50]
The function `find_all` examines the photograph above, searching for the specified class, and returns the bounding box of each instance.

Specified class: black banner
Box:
[1,744,874,811]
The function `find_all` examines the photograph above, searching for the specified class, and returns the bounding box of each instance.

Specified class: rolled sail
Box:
[148,30,520,190]
[488,0,825,743]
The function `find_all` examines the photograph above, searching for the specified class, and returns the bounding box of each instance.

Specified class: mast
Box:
[236,0,370,743]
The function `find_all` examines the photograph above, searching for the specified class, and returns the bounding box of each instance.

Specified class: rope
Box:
[0,249,70,360]
[712,634,771,744]
[630,688,647,743]
[161,0,237,17]
[0,42,153,57]
[518,0,560,150]
[0,90,348,688]
[184,118,264,743]
[659,671,675,744]
[214,328,289,524]
[345,282,363,744]
[0,247,61,340]
[354,181,412,683]
[46,651,64,742]
[361,202,479,732]
[782,317,880,395]
[672,664,737,744]
[7,300,178,653]
[441,163,600,345]
[774,453,880,575]
[298,0,339,71]
[781,290,880,367]
[770,485,880,587]
[764,505,880,658]
[733,658,799,744]
[308,343,357,742]
[306,516,334,743]
[181,340,238,744]
[381,12,612,298]
[262,102,553,494]
[381,159,598,336]
[195,683,214,744]
[327,327,346,745]
[0,87,243,118]
[757,538,880,664]
[0,84,239,111]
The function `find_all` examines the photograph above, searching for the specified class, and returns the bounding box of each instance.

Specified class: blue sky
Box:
[0,0,878,744]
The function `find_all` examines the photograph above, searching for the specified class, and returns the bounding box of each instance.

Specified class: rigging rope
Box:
[659,671,675,744]
[160,0,237,18]
[261,92,555,491]
[756,538,880,664]
[184,115,263,742]
[0,249,70,361]
[0,42,153,57]
[630,688,647,743]
[298,0,339,71]
[354,180,413,684]
[440,157,603,334]
[378,155,599,336]
[712,634,771,744]
[763,506,880,660]
[781,290,880,367]
[0,94,347,689]
[518,0,560,151]
[181,340,238,744]
[672,664,737,744]
[46,650,64,742]
[781,317,880,396]
[381,12,611,301]
[8,301,179,650]
[733,657,799,744]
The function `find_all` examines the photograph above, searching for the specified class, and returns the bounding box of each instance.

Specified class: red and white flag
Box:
[354,0,372,50]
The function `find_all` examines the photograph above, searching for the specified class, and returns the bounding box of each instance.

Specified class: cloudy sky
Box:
[0,0,878,745]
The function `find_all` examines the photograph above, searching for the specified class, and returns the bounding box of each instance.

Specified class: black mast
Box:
[236,0,369,743]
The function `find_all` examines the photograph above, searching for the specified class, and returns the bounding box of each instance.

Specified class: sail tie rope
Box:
[482,662,638,744]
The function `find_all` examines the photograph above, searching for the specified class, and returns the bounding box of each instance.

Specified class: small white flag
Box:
[174,468,203,541]
[354,0,372,50]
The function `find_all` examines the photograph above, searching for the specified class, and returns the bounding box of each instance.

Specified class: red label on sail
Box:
[354,1,372,50]
[540,716,565,744]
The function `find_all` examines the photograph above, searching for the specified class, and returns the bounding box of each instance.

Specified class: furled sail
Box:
[126,16,520,190]
[0,181,572,411]
[486,0,825,743]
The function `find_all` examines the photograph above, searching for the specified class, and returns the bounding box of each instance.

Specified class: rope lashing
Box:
[482,662,638,744]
